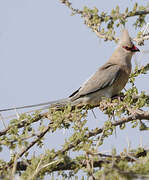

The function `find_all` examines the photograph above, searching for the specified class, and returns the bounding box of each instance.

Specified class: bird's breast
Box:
[111,67,130,96]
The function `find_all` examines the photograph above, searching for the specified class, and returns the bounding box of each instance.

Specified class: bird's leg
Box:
[111,93,125,101]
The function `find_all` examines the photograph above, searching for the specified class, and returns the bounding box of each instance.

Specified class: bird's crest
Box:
[119,29,133,47]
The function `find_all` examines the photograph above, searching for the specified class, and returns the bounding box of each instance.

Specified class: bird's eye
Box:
[122,46,132,51]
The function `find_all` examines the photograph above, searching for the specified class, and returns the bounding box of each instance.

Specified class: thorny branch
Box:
[18,122,52,158]
[60,0,149,44]
[14,148,148,171]
[56,110,149,156]
[0,112,47,136]
[1,106,149,173]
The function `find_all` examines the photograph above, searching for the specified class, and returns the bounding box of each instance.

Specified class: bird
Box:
[0,29,140,112]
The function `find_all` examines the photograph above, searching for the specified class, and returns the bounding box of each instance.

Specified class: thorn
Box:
[63,129,66,135]
[14,108,20,119]
[139,135,143,148]
[91,109,96,119]
[141,23,149,35]
[0,113,7,129]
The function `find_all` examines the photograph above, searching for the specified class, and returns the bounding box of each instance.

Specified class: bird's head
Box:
[119,29,140,54]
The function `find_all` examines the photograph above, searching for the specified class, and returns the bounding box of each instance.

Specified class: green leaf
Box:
[133,2,138,12]
[125,7,128,13]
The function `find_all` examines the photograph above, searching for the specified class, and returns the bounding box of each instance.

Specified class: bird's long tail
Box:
[0,98,70,112]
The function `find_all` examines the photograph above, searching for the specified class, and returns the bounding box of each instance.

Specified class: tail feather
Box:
[0,98,70,112]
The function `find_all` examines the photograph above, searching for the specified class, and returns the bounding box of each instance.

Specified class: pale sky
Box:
[0,0,149,178]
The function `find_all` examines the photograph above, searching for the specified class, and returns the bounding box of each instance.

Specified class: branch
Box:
[15,148,148,171]
[0,122,52,173]
[2,109,149,173]
[0,112,47,136]
[60,0,149,44]
[18,122,52,158]
[50,109,149,161]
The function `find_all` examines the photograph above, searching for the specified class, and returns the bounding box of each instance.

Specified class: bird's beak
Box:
[131,45,140,52]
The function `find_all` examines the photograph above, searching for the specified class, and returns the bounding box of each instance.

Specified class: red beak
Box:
[131,45,140,52]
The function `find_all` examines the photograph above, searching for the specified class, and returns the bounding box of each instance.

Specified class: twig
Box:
[28,155,44,180]
[11,153,19,180]
[18,122,52,158]
[0,112,47,136]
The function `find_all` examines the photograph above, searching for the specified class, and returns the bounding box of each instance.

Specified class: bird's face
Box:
[122,43,140,53]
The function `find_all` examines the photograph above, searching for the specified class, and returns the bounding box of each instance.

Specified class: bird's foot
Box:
[111,94,124,101]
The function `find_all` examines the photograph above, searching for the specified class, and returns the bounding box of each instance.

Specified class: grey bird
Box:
[0,29,140,112]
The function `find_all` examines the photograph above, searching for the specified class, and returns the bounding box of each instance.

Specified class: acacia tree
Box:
[1,0,149,179]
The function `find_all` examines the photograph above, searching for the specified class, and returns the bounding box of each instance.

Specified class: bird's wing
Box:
[70,63,121,99]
